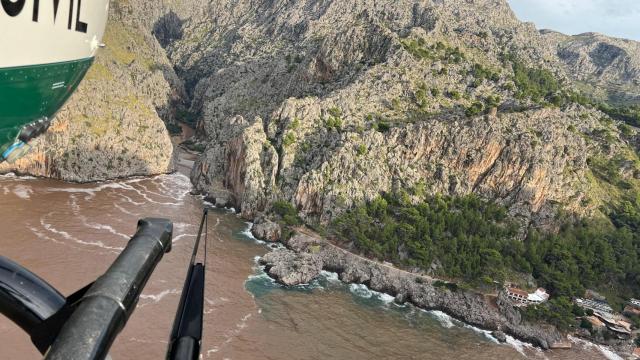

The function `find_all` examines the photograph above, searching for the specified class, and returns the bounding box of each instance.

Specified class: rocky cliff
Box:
[0,1,179,181]
[163,0,640,227]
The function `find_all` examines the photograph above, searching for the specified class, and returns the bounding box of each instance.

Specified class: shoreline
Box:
[256,226,565,350]
[250,222,636,358]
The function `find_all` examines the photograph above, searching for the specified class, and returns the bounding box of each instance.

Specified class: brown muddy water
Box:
[0,164,618,359]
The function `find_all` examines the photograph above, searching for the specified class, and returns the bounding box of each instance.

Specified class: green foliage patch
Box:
[331,186,640,312]
[511,60,562,103]
[273,200,303,226]
[470,63,501,86]
[400,39,465,64]
[332,193,522,284]
[166,123,183,135]
[599,104,640,128]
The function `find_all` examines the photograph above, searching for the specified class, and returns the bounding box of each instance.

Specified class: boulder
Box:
[251,218,281,242]
[260,248,322,286]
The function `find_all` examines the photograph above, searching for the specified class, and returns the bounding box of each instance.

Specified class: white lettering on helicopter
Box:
[1,0,88,33]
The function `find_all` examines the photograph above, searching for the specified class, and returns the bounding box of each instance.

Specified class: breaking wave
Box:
[568,336,623,360]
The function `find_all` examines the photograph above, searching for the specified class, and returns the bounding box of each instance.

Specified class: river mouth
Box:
[0,170,617,360]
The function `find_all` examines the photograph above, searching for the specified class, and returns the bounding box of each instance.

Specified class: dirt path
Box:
[294,226,439,284]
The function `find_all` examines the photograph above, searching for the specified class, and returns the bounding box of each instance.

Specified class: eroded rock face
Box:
[191,119,278,218]
[287,107,599,226]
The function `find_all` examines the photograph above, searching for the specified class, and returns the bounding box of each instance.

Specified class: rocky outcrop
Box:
[191,119,278,218]
[0,1,180,181]
[261,248,323,286]
[287,106,604,226]
[251,217,282,242]
[260,230,563,349]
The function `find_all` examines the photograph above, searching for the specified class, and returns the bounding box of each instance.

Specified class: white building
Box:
[505,287,549,306]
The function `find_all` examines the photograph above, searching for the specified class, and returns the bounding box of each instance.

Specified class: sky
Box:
[507,0,640,41]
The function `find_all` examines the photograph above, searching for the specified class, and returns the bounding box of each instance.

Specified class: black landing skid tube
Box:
[0,218,173,359]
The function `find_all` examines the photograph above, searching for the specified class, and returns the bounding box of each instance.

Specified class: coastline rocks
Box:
[260,248,322,286]
[261,230,563,350]
[251,217,281,242]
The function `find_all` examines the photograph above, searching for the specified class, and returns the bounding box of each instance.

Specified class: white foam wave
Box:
[69,197,130,240]
[82,219,130,239]
[172,233,197,244]
[13,184,33,199]
[348,283,397,305]
[320,271,340,283]
[28,226,92,254]
[114,202,139,216]
[46,173,190,206]
[241,222,265,244]
[206,347,219,357]
[120,183,183,206]
[154,173,192,192]
[117,193,145,207]
[138,289,181,307]
[69,194,81,212]
[46,182,130,199]
[433,311,539,354]
[504,335,530,356]
[427,310,455,328]
[377,292,396,304]
[568,336,623,360]
[237,313,252,329]
[128,337,168,345]
[246,271,276,283]
[349,283,374,298]
[41,217,124,252]
[597,346,624,360]
[0,173,36,180]
[174,222,196,231]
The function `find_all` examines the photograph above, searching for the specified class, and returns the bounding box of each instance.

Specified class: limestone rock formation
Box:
[260,248,323,286]
[4,0,639,225]
[164,0,639,227]
[251,217,282,242]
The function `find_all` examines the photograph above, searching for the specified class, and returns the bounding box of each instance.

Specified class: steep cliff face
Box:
[0,1,180,181]
[173,0,639,227]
